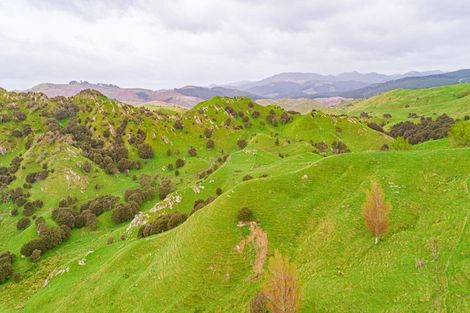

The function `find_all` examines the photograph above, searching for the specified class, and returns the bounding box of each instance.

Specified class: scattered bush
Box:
[138,143,154,159]
[111,203,139,224]
[237,207,254,222]
[243,175,253,181]
[367,122,384,133]
[138,212,187,238]
[203,128,213,138]
[191,196,216,215]
[0,251,15,284]
[332,141,350,154]
[313,141,329,153]
[237,139,247,149]
[173,120,183,130]
[16,217,30,230]
[175,158,185,168]
[188,147,197,157]
[159,179,174,200]
[206,139,215,149]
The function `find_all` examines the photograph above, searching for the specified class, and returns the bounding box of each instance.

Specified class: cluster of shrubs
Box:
[10,124,32,138]
[8,187,30,207]
[0,251,16,284]
[20,219,71,262]
[60,116,145,174]
[138,212,187,238]
[25,170,49,184]
[332,141,350,154]
[23,199,44,216]
[52,195,118,230]
[0,156,23,188]
[312,140,350,154]
[313,141,329,154]
[53,102,79,120]
[198,154,229,179]
[237,139,247,149]
[0,112,11,123]
[191,196,217,215]
[389,114,455,144]
[112,175,157,224]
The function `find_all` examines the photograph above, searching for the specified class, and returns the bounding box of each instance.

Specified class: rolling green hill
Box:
[0,88,468,312]
[330,83,470,128]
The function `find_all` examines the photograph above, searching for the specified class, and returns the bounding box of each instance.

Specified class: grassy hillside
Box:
[3,149,468,312]
[1,88,468,312]
[330,83,470,128]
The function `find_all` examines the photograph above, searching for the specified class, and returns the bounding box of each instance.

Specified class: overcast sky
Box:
[1,0,469,90]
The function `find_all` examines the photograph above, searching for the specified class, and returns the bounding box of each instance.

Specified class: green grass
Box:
[1,148,467,312]
[1,89,469,312]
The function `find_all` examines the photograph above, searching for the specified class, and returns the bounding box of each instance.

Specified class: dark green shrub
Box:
[206,139,215,149]
[237,207,254,222]
[175,158,185,168]
[138,144,154,159]
[159,179,173,200]
[188,147,197,157]
[16,217,30,230]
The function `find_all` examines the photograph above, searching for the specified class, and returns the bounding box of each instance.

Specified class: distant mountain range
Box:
[219,70,445,99]
[21,69,470,106]
[28,81,203,107]
[336,69,470,98]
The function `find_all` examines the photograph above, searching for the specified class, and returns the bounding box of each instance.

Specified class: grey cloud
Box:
[0,0,469,90]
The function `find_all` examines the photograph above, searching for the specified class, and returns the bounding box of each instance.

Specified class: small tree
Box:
[362,181,391,244]
[237,139,247,149]
[449,120,470,147]
[391,137,412,151]
[263,250,301,313]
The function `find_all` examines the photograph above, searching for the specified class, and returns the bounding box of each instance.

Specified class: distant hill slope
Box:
[339,69,470,98]
[27,82,203,107]
[257,97,350,114]
[175,85,260,99]
[330,83,470,127]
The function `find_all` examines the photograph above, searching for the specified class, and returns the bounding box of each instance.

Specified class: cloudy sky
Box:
[1,0,469,90]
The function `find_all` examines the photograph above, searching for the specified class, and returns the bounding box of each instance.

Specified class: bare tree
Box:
[362,181,391,244]
[263,250,301,313]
